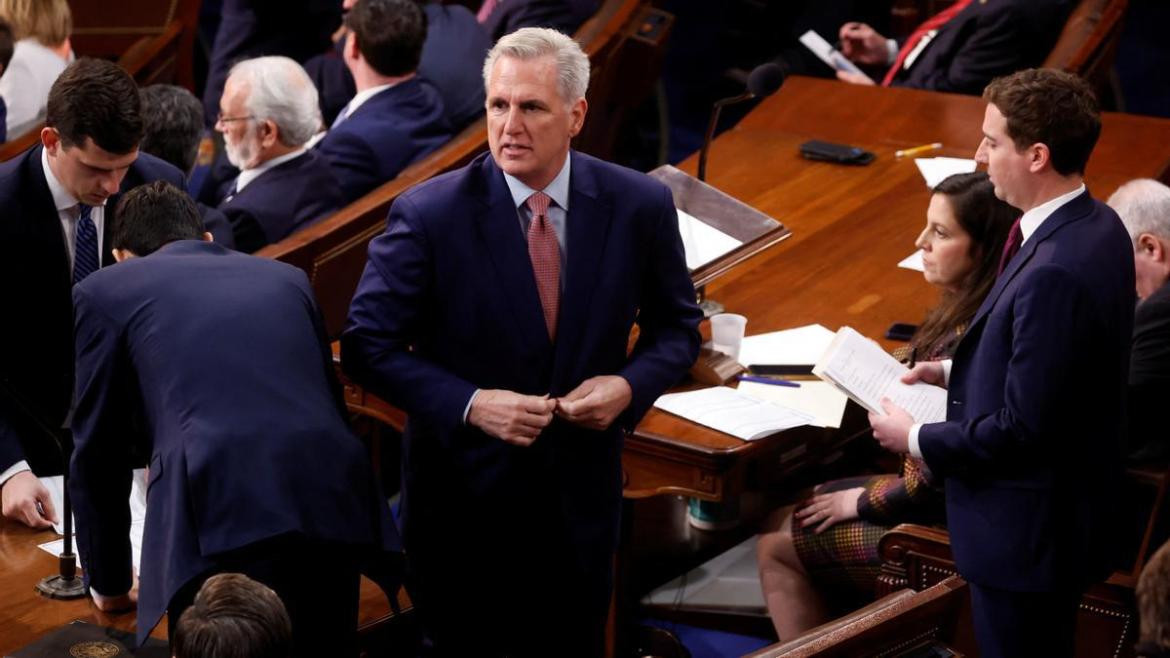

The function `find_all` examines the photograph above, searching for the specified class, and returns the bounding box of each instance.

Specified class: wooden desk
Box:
[623,75,1170,501]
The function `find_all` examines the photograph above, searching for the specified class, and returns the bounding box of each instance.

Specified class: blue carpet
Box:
[642,618,773,658]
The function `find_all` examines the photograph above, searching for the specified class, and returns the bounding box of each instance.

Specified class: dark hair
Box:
[344,0,426,77]
[983,68,1101,176]
[911,171,1016,359]
[173,573,292,658]
[139,84,204,174]
[112,181,204,255]
[1139,540,1170,652]
[0,20,13,74]
[46,57,143,154]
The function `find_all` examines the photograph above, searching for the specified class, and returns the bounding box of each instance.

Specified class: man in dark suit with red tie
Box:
[342,26,701,656]
[0,58,184,529]
[836,0,1073,94]
[868,69,1134,657]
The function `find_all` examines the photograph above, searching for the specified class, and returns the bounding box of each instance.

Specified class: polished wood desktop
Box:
[623,74,1170,501]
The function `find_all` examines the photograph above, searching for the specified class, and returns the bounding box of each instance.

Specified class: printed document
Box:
[654,386,816,440]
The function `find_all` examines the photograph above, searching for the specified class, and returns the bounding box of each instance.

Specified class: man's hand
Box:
[554,376,633,431]
[836,70,875,86]
[838,22,889,66]
[902,361,947,387]
[868,398,915,454]
[1,470,58,529]
[91,577,138,613]
[468,390,556,446]
[795,486,865,534]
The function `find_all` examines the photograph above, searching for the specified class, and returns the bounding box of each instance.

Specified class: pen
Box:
[895,142,943,159]
[737,374,801,388]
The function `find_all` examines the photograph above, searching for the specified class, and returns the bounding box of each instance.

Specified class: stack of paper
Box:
[812,326,947,423]
[737,324,836,369]
[736,380,849,429]
[653,386,815,440]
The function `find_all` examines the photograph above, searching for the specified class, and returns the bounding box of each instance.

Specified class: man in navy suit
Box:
[0,58,185,530]
[215,56,343,252]
[342,27,701,656]
[836,0,1073,94]
[316,0,453,205]
[305,0,490,130]
[868,69,1134,656]
[70,181,400,655]
[478,0,599,44]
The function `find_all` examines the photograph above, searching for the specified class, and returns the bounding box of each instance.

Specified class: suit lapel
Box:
[24,146,73,281]
[475,155,550,349]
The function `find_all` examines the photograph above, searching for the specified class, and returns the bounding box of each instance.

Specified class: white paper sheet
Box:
[653,386,815,440]
[737,324,836,368]
[798,30,871,79]
[898,249,925,272]
[677,208,743,271]
[38,469,148,573]
[813,326,947,423]
[914,157,978,188]
[736,380,849,429]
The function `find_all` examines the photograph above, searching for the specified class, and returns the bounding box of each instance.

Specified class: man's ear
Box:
[258,119,279,149]
[202,231,214,243]
[112,248,136,263]
[1028,143,1050,174]
[40,126,61,154]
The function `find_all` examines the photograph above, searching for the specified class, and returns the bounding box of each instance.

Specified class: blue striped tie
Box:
[73,204,99,284]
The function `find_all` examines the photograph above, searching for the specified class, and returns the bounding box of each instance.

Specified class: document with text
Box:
[653,386,816,440]
[813,326,947,423]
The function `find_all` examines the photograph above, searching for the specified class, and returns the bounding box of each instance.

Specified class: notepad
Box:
[653,386,816,440]
[677,208,743,270]
[813,326,947,423]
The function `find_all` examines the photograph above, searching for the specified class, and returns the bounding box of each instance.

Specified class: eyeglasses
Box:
[215,112,256,126]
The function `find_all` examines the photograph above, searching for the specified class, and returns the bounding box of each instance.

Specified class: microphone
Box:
[697,63,785,182]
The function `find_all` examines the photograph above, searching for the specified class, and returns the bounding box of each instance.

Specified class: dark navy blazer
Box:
[919,191,1135,591]
[217,150,343,253]
[891,0,1073,95]
[482,0,600,42]
[341,150,701,585]
[316,77,453,204]
[69,240,400,644]
[0,146,183,475]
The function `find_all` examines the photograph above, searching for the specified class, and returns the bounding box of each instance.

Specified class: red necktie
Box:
[882,0,975,87]
[477,0,500,23]
[996,217,1023,276]
[526,191,560,341]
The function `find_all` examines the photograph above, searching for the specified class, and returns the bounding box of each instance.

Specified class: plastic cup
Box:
[710,313,747,361]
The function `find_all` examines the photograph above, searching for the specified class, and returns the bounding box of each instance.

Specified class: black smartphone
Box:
[885,322,918,342]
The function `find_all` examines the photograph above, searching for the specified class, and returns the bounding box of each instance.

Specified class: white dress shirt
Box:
[907,183,1087,458]
[0,39,70,138]
[43,146,106,269]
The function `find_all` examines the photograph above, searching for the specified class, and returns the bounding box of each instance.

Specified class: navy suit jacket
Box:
[197,201,236,250]
[70,240,400,643]
[0,146,183,475]
[342,150,701,574]
[304,2,489,130]
[1128,280,1170,460]
[217,150,343,253]
[482,0,600,43]
[317,78,453,204]
[891,0,1073,95]
[919,191,1135,591]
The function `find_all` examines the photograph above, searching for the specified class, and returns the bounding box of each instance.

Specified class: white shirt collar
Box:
[1019,183,1086,243]
[236,147,308,192]
[41,145,83,211]
[502,152,571,211]
[345,82,398,118]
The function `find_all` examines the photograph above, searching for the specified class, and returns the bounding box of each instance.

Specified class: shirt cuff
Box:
[885,38,898,66]
[462,389,480,424]
[941,359,953,386]
[0,460,31,486]
[908,423,923,459]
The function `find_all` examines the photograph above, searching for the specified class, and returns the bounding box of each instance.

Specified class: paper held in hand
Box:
[812,326,947,423]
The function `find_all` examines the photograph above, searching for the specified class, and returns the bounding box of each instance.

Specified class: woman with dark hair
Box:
[755,171,1017,639]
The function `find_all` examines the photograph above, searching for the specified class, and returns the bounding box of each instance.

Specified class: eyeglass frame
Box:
[215,112,256,126]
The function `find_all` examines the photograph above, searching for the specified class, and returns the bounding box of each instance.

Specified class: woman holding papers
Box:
[756,172,1015,639]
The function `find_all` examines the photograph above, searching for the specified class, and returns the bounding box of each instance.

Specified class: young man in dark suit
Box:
[868,69,1135,657]
[316,0,453,204]
[342,27,701,656]
[0,58,185,530]
[70,181,400,655]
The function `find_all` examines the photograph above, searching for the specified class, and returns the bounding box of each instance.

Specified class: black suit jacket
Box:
[891,0,1074,95]
[1129,280,1170,460]
[0,146,184,474]
[481,0,599,43]
[217,150,343,253]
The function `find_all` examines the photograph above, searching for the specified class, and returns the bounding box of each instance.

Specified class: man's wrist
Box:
[462,389,480,425]
[0,460,32,487]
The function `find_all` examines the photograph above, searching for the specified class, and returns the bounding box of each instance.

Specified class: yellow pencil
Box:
[895,142,943,159]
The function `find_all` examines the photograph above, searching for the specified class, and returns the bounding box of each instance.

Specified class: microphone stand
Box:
[0,378,87,599]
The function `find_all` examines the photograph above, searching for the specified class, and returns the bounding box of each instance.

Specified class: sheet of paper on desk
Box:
[738,323,836,367]
[898,249,925,272]
[813,326,947,423]
[736,380,849,429]
[914,157,977,188]
[653,386,815,440]
[677,208,743,270]
[39,520,145,573]
[38,468,148,572]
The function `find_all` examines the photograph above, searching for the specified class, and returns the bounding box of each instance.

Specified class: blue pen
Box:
[737,374,801,388]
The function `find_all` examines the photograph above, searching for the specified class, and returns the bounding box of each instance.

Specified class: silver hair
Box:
[227,56,322,147]
[482,27,590,103]
[1107,178,1170,243]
